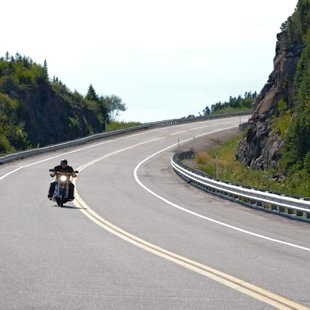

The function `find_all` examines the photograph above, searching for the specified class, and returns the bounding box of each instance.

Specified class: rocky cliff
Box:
[0,54,108,152]
[18,82,104,146]
[236,28,304,170]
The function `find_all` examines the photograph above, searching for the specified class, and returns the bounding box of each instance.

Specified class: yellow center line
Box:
[74,192,308,310]
[71,132,309,310]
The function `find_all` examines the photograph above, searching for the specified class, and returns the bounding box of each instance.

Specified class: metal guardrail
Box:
[5,111,306,222]
[0,124,148,164]
[0,112,250,165]
[171,154,310,223]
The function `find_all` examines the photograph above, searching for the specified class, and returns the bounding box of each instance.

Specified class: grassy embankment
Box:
[193,132,310,198]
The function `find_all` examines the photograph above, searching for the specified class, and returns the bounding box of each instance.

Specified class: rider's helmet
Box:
[60,159,68,165]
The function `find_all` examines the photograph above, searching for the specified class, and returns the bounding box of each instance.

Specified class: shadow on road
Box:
[50,203,85,210]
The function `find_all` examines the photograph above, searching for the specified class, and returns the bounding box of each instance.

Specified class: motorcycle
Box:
[49,169,78,207]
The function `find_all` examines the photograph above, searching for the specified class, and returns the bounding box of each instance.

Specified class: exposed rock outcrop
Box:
[17,82,105,147]
[236,30,304,169]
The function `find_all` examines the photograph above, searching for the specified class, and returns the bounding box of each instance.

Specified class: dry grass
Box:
[186,133,310,198]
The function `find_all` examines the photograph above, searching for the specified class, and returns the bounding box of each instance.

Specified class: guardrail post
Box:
[171,151,310,223]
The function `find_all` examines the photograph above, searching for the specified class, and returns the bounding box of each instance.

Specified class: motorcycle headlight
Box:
[60,175,67,182]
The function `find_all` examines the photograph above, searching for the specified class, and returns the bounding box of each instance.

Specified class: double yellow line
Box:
[72,128,309,309]
[74,193,308,309]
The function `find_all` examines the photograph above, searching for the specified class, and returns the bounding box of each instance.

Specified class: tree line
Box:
[0,53,126,154]
[202,91,256,115]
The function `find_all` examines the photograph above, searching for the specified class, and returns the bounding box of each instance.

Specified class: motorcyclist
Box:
[48,159,77,200]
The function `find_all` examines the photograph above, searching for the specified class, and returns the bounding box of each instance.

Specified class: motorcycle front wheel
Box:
[56,197,62,207]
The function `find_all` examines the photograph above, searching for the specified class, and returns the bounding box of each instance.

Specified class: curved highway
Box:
[0,116,309,309]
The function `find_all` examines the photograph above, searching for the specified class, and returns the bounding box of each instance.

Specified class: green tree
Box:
[208,91,256,114]
[105,95,126,121]
[281,26,310,173]
[85,84,98,101]
[0,52,126,151]
[202,106,211,115]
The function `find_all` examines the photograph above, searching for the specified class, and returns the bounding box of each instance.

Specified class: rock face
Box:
[236,30,304,170]
[12,81,105,147]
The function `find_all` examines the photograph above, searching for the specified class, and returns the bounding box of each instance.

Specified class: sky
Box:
[1,0,298,123]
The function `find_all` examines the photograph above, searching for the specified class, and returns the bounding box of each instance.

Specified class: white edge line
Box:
[133,127,310,253]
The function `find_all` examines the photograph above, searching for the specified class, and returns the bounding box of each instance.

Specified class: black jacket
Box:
[53,165,75,173]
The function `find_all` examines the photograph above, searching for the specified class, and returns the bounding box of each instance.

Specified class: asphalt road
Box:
[0,116,309,310]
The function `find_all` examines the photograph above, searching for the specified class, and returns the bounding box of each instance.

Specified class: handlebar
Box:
[49,169,79,176]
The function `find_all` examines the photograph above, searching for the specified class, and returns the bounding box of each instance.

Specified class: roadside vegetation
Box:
[0,52,129,155]
[193,131,310,198]
[193,0,310,199]
[201,91,256,116]
[106,121,142,131]
[277,1,310,178]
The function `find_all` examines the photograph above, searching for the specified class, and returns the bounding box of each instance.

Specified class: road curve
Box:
[0,116,309,309]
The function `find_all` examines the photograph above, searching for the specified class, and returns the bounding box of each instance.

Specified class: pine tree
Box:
[85,84,98,101]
